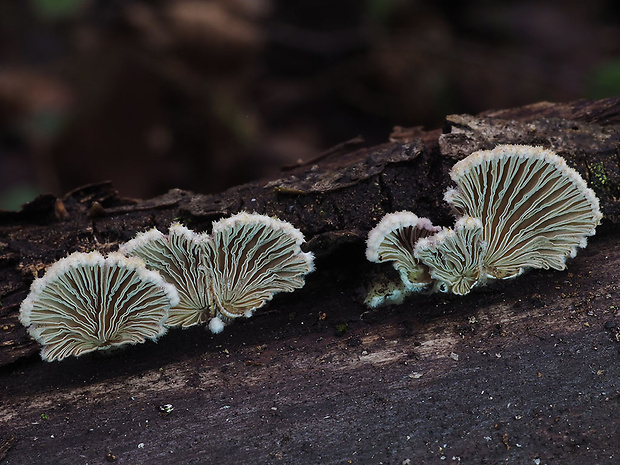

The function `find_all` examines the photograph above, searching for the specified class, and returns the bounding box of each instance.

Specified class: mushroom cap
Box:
[203,212,315,320]
[19,251,178,362]
[120,223,214,328]
[446,145,602,279]
[414,216,487,295]
[366,211,441,290]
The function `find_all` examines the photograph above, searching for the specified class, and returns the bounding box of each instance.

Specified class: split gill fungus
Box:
[414,216,487,296]
[20,212,314,361]
[366,211,441,291]
[365,144,603,302]
[19,252,179,362]
[120,212,315,334]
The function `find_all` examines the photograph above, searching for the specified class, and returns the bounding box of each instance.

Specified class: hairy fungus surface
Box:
[19,252,179,362]
[121,213,314,332]
[445,145,602,280]
[415,217,487,295]
[365,211,441,291]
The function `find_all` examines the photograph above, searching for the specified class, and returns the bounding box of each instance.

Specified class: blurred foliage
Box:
[588,58,620,99]
[31,0,86,20]
[0,184,40,211]
[364,0,405,28]
[23,110,69,140]
[0,0,619,207]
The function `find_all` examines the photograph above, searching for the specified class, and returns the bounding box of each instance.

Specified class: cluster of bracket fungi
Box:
[19,213,315,361]
[365,144,602,307]
[19,144,603,361]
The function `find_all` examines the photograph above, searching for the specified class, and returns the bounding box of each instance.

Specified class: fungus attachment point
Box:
[365,212,441,291]
[19,252,179,362]
[446,145,602,280]
[363,273,410,308]
[121,213,314,332]
[415,217,487,295]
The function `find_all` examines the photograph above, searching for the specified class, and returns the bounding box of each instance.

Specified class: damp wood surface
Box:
[1,97,619,464]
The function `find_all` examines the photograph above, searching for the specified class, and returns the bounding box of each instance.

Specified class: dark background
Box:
[1,0,619,209]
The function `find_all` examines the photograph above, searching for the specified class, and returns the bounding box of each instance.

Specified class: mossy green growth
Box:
[172,215,193,226]
[334,322,348,336]
[590,161,609,188]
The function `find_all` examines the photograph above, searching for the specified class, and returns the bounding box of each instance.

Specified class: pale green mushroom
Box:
[445,144,602,280]
[19,251,179,362]
[120,223,213,328]
[414,216,487,295]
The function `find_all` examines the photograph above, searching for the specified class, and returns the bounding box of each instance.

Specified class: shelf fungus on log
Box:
[365,144,603,301]
[119,223,213,329]
[414,216,487,295]
[364,212,441,307]
[445,145,603,280]
[19,252,179,362]
[365,212,441,292]
[120,212,315,333]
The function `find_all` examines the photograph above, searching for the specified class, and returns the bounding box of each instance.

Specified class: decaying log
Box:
[0,97,618,465]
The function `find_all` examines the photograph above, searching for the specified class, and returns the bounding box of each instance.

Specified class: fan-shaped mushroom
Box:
[414,216,487,295]
[19,252,179,361]
[120,223,213,328]
[204,212,315,322]
[445,145,602,280]
[365,211,441,291]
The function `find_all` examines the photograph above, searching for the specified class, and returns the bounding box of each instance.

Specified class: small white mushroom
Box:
[445,145,602,280]
[414,216,487,295]
[366,211,441,291]
[19,251,179,362]
[121,213,314,332]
